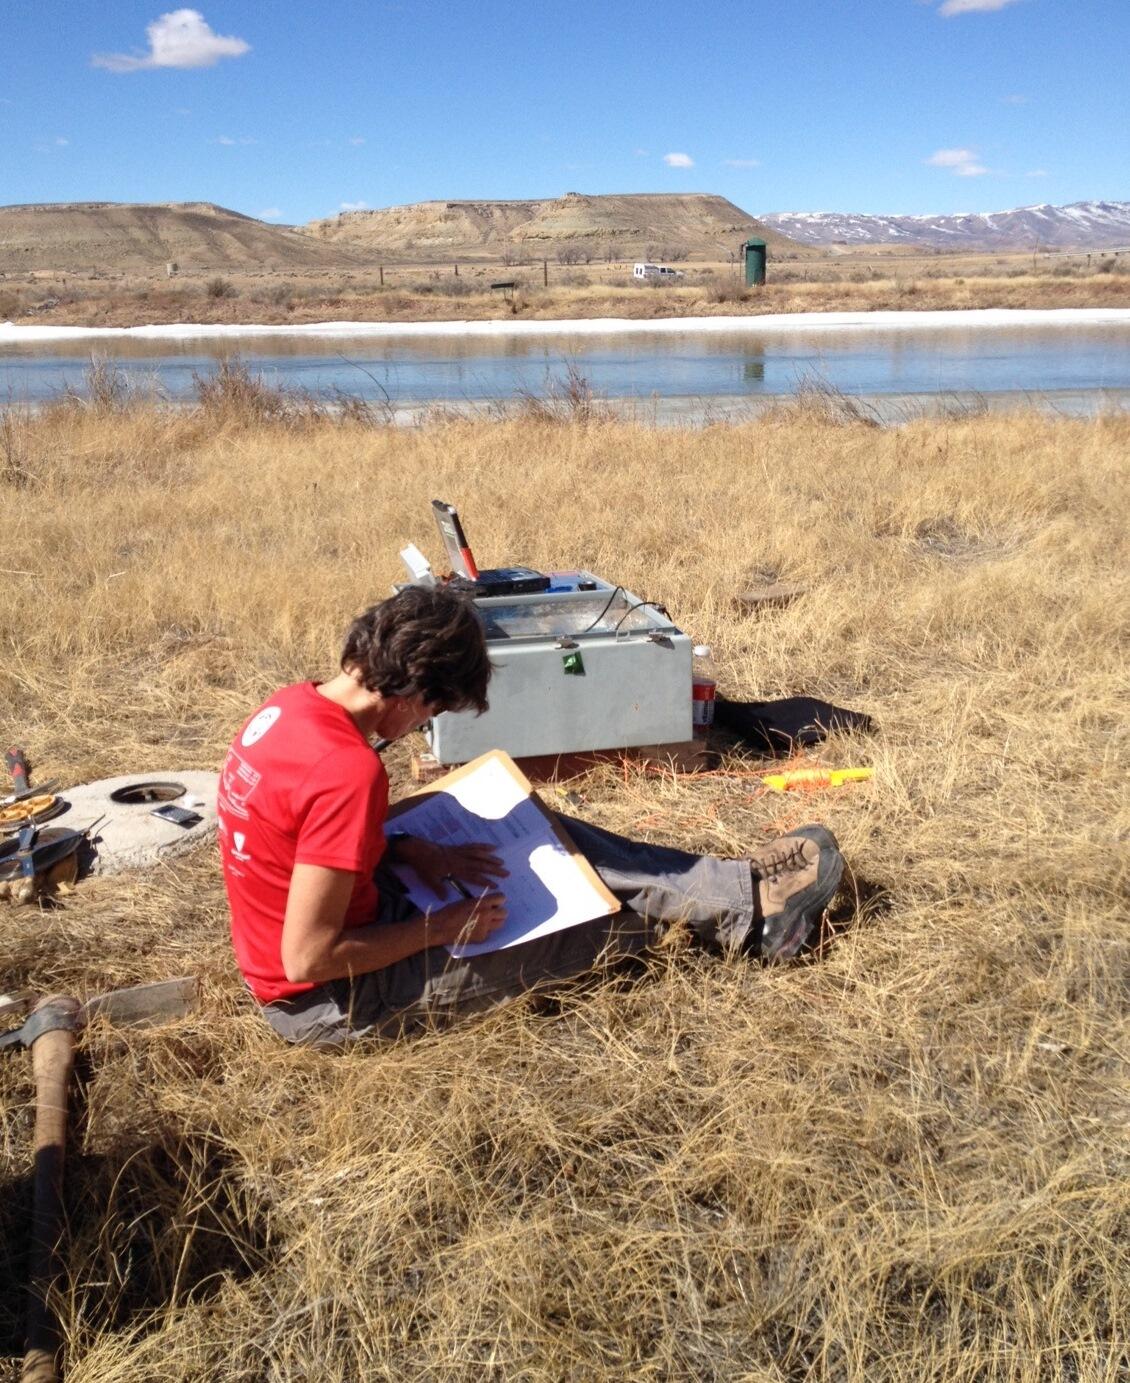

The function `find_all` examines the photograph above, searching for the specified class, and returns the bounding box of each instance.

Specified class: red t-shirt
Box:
[218,682,389,1003]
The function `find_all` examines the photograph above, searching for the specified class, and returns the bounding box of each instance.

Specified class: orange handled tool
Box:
[760,767,873,792]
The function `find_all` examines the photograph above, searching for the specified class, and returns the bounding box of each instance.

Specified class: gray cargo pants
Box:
[262,815,756,1047]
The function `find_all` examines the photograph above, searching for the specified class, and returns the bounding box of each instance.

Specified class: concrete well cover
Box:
[51,771,219,875]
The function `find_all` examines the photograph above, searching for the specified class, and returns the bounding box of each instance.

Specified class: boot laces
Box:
[758,840,809,878]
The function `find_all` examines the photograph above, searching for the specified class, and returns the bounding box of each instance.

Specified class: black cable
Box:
[577,585,625,634]
[611,599,668,632]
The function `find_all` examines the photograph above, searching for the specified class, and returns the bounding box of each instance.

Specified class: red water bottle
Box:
[691,645,716,737]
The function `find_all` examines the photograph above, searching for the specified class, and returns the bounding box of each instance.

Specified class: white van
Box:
[633,262,684,282]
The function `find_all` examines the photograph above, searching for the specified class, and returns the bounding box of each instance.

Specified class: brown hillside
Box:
[0,201,368,275]
[303,191,812,262]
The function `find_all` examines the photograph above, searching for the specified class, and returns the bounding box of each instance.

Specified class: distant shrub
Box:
[0,408,36,488]
[761,379,881,428]
[698,274,750,304]
[437,276,476,297]
[205,276,238,300]
[256,282,294,307]
[514,364,606,424]
[83,357,131,412]
[194,357,292,423]
[0,289,24,318]
[55,358,134,414]
[645,244,689,263]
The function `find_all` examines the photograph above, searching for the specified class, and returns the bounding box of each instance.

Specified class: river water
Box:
[2,313,1128,420]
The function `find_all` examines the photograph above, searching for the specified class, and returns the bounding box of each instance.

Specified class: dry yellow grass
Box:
[7,254,1130,328]
[1,393,1128,1381]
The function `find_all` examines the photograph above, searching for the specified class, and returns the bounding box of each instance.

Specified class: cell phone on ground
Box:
[150,804,204,829]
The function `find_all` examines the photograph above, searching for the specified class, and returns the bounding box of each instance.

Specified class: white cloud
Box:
[1026,168,1049,177]
[258,207,282,219]
[938,0,1022,15]
[215,135,256,145]
[633,148,649,157]
[55,136,69,146]
[724,157,761,169]
[926,147,989,176]
[349,136,366,146]
[93,9,251,72]
[340,200,368,212]
[1001,93,1029,105]
[663,152,694,168]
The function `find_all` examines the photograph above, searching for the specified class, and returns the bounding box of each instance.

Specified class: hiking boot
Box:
[749,824,844,963]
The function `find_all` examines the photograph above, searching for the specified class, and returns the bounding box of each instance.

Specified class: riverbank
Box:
[3,263,1129,330]
[5,305,1130,343]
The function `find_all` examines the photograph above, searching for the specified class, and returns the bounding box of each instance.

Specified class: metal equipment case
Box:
[425,572,693,764]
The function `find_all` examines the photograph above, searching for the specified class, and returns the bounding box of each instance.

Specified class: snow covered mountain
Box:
[759,201,1130,252]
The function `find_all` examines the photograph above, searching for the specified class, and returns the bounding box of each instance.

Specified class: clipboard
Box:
[386,750,619,957]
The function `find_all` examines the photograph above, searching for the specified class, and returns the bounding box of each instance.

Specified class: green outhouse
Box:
[741,238,767,286]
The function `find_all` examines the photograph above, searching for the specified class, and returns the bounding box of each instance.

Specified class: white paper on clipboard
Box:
[386,752,618,958]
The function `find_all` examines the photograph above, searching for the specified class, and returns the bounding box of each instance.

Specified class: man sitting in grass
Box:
[218,586,846,1046]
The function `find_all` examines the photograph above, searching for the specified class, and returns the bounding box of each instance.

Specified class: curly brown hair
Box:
[340,586,491,715]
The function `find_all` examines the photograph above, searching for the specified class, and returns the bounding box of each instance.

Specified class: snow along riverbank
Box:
[3,307,1130,345]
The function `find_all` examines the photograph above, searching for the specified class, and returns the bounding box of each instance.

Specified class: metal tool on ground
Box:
[1,780,61,810]
[0,976,198,1383]
[6,745,31,796]
[1,751,66,834]
[0,819,106,904]
[0,795,67,835]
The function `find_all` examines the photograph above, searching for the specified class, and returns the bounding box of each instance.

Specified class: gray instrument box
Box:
[425,573,693,764]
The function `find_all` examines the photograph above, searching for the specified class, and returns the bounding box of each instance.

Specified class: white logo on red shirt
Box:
[219,749,261,821]
[241,706,281,747]
[232,831,252,862]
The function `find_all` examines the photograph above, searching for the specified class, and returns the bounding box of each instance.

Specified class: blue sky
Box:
[1,1,1126,225]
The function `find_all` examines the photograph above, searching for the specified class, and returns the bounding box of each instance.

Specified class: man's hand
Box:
[391,834,508,897]
[281,866,508,986]
[429,891,508,948]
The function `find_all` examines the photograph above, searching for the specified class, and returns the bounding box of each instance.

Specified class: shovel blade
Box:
[82,976,198,1029]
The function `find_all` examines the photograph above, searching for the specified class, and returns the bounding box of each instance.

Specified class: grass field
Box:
[1,388,1127,1380]
[4,249,1130,328]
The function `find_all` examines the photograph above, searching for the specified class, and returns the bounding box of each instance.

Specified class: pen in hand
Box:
[444,874,475,901]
